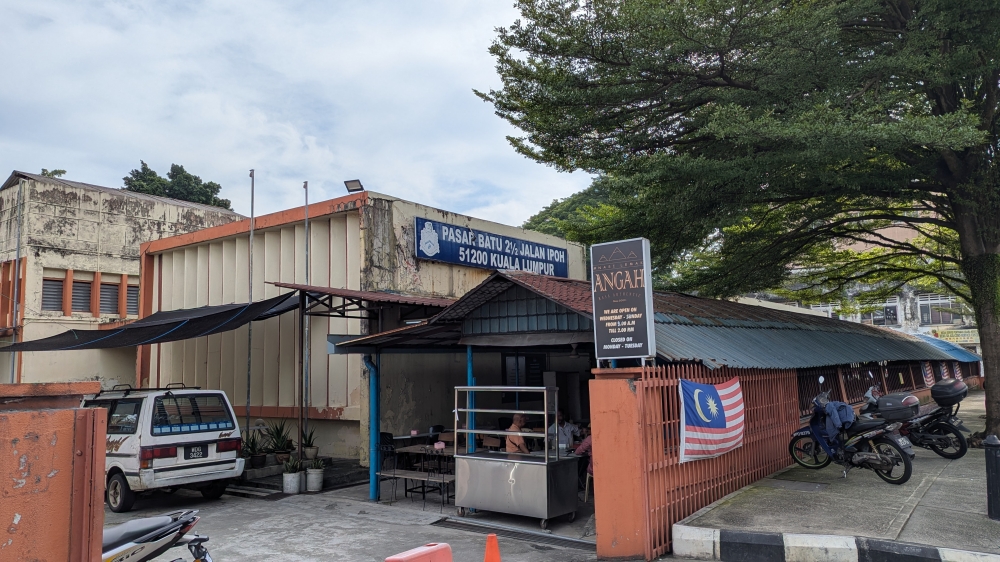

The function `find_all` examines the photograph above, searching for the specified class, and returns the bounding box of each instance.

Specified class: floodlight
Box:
[344,179,365,193]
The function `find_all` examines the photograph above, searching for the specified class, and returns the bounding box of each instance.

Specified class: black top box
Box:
[878,393,920,421]
[931,379,968,407]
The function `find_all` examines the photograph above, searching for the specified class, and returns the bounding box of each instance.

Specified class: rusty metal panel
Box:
[1,406,106,562]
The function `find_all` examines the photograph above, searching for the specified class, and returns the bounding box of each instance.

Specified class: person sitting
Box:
[548,410,581,448]
[506,413,531,454]
[575,433,593,476]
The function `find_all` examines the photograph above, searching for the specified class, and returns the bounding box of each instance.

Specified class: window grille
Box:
[126,286,139,316]
[42,279,63,311]
[71,281,91,312]
[100,284,119,315]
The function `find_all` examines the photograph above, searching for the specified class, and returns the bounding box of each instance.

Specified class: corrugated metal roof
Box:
[914,334,982,363]
[336,270,956,368]
[270,282,456,308]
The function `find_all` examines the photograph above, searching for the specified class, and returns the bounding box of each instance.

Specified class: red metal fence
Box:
[636,364,801,559]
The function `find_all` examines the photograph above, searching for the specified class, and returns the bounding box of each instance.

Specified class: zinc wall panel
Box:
[182,248,197,387]
[328,216,348,408]
[261,230,281,407]
[278,227,297,408]
[219,239,237,400]
[309,219,330,409]
[345,213,361,407]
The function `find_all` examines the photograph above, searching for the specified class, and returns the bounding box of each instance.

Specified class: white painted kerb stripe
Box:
[671,524,719,560]
[939,548,1000,562]
[783,533,857,562]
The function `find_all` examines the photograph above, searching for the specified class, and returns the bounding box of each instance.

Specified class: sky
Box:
[0,1,591,225]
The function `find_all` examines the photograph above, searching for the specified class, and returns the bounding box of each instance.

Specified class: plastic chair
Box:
[379,432,399,503]
[584,472,592,503]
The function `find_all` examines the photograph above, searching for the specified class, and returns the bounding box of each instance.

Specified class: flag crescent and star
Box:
[679,377,745,463]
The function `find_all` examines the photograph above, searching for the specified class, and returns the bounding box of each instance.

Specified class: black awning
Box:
[2,292,296,352]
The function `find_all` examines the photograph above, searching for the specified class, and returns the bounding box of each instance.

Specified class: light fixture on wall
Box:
[344,179,365,193]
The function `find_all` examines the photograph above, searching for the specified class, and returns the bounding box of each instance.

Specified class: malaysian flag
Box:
[679,377,744,463]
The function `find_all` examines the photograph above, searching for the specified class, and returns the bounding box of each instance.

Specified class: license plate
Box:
[185,445,206,460]
[896,437,911,448]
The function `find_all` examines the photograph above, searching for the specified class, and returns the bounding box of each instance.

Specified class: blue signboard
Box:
[414,217,568,277]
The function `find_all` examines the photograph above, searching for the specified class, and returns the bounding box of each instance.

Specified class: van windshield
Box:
[151,394,235,435]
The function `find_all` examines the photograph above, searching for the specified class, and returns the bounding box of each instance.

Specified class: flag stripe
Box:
[680,377,746,463]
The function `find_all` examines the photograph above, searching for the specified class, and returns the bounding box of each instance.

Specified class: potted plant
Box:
[301,428,319,460]
[267,419,293,464]
[306,458,324,492]
[244,430,267,469]
[282,458,301,494]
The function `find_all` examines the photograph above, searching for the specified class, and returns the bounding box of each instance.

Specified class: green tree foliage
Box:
[122,161,232,210]
[480,0,1000,431]
[40,169,66,178]
[522,183,608,237]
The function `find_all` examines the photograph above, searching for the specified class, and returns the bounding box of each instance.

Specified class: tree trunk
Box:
[961,253,1000,436]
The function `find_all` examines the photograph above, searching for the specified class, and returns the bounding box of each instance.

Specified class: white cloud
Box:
[0,0,590,226]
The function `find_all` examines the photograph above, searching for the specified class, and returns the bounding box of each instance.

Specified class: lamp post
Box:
[303,181,310,448]
[245,169,255,434]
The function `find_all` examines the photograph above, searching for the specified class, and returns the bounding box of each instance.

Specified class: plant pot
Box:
[306,468,324,492]
[282,471,301,494]
[250,454,267,469]
[274,451,291,464]
[303,446,319,460]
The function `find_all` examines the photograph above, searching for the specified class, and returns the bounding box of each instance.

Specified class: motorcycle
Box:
[859,378,969,460]
[788,376,913,485]
[102,509,212,562]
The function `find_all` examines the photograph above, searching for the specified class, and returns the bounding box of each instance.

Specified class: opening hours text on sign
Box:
[413,217,569,277]
[590,237,656,360]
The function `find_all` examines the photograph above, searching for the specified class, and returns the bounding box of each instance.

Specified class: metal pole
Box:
[8,179,23,383]
[986,435,1000,520]
[364,353,380,501]
[245,170,255,433]
[467,345,475,454]
[297,290,305,461]
[303,181,310,441]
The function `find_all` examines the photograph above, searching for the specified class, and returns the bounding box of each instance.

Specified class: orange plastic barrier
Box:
[484,533,501,562]
[385,542,453,562]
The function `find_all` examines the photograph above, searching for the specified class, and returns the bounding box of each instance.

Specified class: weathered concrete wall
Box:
[0,174,241,387]
[364,194,588,298]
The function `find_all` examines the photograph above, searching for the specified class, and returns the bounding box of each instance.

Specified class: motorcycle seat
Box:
[844,419,885,436]
[103,515,173,551]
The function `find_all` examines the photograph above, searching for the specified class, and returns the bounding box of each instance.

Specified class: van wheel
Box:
[107,473,136,513]
[201,481,228,500]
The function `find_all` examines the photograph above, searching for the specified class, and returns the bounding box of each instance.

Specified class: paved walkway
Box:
[681,390,999,555]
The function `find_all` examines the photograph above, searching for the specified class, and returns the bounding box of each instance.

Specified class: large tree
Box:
[479,0,1000,432]
[123,161,232,210]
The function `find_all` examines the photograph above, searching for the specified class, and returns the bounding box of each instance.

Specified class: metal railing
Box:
[635,364,800,559]
[453,386,560,463]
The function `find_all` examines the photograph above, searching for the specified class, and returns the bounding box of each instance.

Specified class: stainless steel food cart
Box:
[453,386,578,529]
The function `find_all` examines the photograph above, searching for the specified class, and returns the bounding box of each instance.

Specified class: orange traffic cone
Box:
[483,533,501,562]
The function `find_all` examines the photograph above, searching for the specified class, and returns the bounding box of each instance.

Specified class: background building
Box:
[0,171,241,386]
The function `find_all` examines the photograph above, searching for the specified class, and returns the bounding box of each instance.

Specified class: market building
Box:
[135,189,587,459]
[0,171,240,386]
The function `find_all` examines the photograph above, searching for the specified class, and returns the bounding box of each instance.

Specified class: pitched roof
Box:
[335,270,955,369]
[269,282,456,308]
[2,171,244,216]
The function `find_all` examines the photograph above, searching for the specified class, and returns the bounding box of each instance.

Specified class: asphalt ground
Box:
[682,390,999,555]
[104,477,603,561]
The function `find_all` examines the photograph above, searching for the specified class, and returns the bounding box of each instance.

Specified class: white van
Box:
[83,385,245,512]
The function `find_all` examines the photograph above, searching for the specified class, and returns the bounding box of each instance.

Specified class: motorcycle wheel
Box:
[927,422,968,459]
[869,437,912,485]
[788,435,831,469]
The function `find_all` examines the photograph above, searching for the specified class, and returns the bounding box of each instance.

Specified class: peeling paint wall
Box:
[0,175,241,387]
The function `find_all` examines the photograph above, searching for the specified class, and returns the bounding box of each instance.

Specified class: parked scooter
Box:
[102,510,212,562]
[789,376,913,484]
[859,377,969,460]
